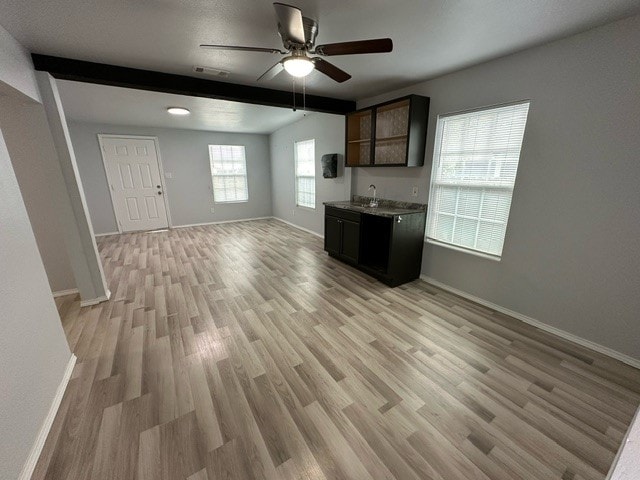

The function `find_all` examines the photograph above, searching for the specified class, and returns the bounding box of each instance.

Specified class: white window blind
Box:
[295,139,315,208]
[426,101,530,259]
[209,145,248,203]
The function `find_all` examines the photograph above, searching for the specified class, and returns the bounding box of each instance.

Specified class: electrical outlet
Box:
[411,186,419,197]
[210,207,215,213]
[165,172,173,179]
[292,209,296,216]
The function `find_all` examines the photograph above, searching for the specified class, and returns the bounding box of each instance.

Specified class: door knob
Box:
[158,191,162,195]
[156,185,161,188]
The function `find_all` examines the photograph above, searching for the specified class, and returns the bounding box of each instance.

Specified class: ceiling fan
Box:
[200,2,393,83]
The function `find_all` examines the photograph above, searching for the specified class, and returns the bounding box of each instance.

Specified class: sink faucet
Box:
[368,184,378,207]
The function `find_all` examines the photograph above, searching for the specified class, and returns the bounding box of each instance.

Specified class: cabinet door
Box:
[341,219,360,263]
[346,109,373,166]
[374,98,410,165]
[324,215,342,255]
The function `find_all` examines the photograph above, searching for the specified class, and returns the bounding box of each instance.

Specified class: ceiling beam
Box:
[31,54,356,115]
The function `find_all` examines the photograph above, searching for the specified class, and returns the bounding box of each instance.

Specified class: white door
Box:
[100,136,169,232]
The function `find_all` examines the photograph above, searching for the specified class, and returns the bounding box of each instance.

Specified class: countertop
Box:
[324,196,427,218]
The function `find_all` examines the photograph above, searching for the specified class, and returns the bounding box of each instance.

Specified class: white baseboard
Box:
[80,289,111,308]
[419,275,640,369]
[607,405,640,479]
[52,288,79,298]
[171,217,273,229]
[18,354,77,480]
[272,217,324,239]
[96,217,280,234]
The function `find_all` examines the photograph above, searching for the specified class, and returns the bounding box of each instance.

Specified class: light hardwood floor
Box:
[34,219,640,480]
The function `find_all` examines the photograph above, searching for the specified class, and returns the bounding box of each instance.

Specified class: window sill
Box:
[425,237,502,262]
[214,200,249,205]
[296,205,316,211]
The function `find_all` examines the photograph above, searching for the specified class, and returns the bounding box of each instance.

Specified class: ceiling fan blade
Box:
[312,58,351,83]
[257,61,285,81]
[314,38,393,56]
[273,3,306,45]
[200,44,285,54]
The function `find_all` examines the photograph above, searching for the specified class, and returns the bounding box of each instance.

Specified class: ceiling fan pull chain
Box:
[303,75,306,116]
[292,77,296,112]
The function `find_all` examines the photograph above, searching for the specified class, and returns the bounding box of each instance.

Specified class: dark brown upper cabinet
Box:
[346,108,373,166]
[345,94,430,167]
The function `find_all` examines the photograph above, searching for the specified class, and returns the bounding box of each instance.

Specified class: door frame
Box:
[97,134,173,233]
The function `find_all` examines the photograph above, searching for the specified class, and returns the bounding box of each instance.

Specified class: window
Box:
[426,101,530,259]
[209,145,248,203]
[295,139,316,209]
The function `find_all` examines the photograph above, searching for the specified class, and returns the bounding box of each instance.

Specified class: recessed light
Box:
[167,107,190,115]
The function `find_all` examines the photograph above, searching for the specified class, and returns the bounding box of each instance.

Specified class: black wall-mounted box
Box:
[321,153,338,178]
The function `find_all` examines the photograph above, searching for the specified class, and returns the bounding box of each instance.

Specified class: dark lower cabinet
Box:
[324,210,360,263]
[324,215,342,255]
[340,220,360,263]
[325,206,426,287]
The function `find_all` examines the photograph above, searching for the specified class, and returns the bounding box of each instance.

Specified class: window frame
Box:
[208,144,249,204]
[425,100,531,261]
[294,139,316,210]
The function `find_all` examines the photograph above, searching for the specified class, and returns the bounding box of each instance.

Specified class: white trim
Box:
[52,288,79,298]
[213,200,249,205]
[439,98,531,119]
[296,204,317,212]
[171,217,272,229]
[294,139,317,210]
[426,238,502,262]
[80,289,111,308]
[272,217,324,239]
[97,134,172,233]
[607,405,640,479]
[419,275,640,369]
[94,231,119,237]
[18,354,77,480]
[208,144,249,205]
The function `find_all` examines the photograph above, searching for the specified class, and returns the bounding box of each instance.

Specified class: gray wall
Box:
[0,100,76,293]
[0,23,40,103]
[37,74,110,303]
[270,113,350,235]
[353,14,640,360]
[68,122,273,233]
[0,26,72,480]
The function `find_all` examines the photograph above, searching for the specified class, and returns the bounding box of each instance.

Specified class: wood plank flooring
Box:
[34,219,640,479]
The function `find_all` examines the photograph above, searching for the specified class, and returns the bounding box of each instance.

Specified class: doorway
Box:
[98,135,170,232]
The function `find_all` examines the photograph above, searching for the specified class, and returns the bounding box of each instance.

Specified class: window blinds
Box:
[295,139,316,208]
[209,145,249,203]
[426,101,530,259]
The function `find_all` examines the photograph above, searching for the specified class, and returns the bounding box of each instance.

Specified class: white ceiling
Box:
[57,80,310,134]
[1,1,639,100]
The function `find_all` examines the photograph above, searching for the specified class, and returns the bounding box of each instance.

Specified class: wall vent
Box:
[193,66,230,78]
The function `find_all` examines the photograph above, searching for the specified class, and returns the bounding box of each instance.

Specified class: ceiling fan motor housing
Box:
[279,16,318,50]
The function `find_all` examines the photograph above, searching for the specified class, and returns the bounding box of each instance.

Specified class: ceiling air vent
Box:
[193,66,230,78]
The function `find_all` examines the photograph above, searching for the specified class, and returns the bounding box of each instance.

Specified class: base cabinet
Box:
[324,210,360,263]
[324,206,426,287]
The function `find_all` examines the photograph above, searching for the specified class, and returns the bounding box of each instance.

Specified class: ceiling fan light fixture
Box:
[283,57,314,77]
[167,107,190,115]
